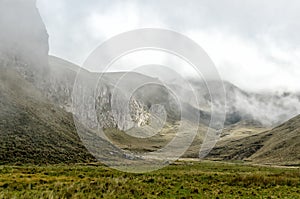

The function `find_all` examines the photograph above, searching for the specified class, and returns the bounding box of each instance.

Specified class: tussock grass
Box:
[0,162,299,198]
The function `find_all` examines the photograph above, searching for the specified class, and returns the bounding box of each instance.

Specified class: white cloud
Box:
[37,0,300,92]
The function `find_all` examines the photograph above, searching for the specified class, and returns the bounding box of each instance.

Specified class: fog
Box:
[0,0,49,82]
[0,0,299,128]
[225,87,300,127]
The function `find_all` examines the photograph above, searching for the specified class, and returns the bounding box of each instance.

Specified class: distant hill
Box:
[207,115,300,166]
[250,115,300,165]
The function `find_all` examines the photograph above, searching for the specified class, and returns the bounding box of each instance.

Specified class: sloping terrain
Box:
[207,115,300,165]
[250,115,300,165]
[0,68,96,164]
[0,0,100,164]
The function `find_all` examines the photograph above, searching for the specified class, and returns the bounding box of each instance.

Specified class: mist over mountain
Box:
[0,0,299,166]
[121,67,300,128]
[0,0,296,131]
[0,0,49,83]
[0,0,94,164]
[166,78,300,127]
[207,81,300,127]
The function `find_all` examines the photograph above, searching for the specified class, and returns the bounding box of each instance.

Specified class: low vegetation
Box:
[0,161,299,198]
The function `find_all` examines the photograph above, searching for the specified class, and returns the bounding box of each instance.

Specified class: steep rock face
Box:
[45,56,80,111]
[0,0,49,82]
[47,57,179,131]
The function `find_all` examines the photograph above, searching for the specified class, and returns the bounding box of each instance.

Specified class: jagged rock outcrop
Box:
[47,56,181,131]
[46,57,148,130]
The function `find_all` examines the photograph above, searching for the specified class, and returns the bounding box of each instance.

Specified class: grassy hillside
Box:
[0,68,95,164]
[250,115,300,165]
[207,115,300,166]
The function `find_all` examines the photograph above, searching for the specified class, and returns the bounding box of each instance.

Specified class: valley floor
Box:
[0,161,299,198]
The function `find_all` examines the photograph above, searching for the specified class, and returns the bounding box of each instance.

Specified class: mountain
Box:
[47,56,179,130]
[2,54,299,165]
[0,0,98,163]
[34,56,300,165]
[0,0,299,166]
[0,0,117,164]
[207,115,300,166]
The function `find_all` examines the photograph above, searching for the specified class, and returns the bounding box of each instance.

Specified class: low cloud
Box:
[37,0,300,91]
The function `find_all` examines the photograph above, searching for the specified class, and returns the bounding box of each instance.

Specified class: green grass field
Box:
[0,161,299,199]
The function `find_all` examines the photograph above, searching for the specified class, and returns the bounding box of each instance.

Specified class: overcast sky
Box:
[37,0,300,92]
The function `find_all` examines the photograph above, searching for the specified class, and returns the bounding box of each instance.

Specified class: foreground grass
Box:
[0,161,299,199]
